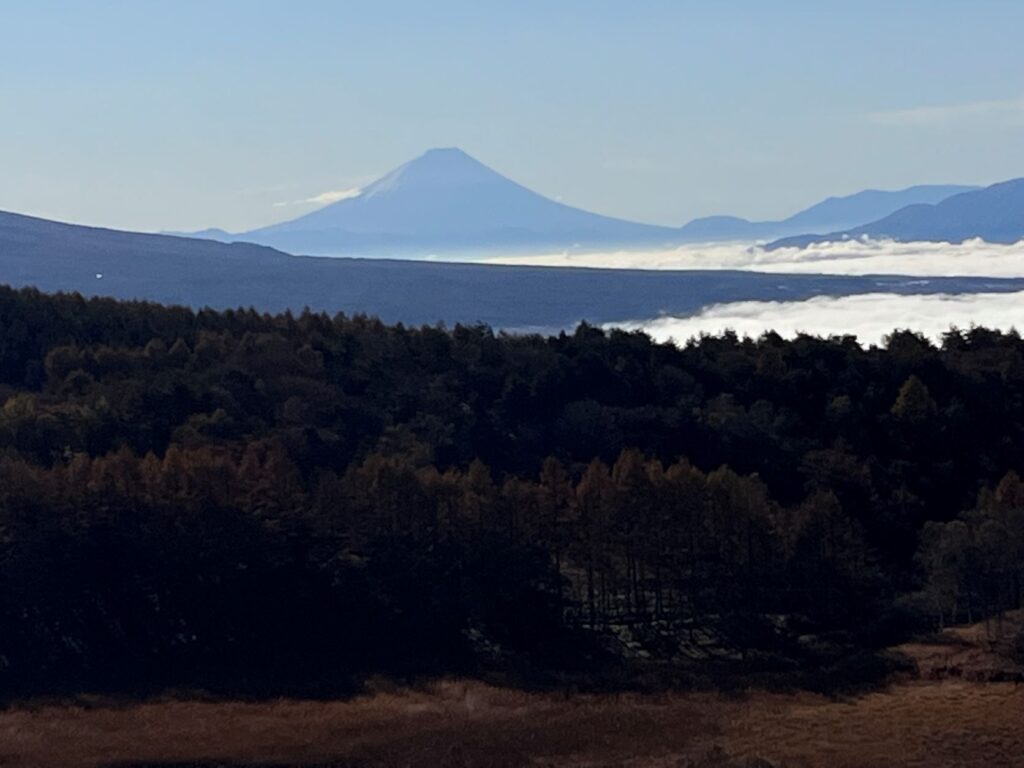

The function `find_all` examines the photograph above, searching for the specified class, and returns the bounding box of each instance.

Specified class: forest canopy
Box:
[1,285,1023,696]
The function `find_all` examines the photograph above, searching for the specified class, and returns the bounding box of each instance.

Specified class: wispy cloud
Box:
[272,187,363,208]
[304,188,364,205]
[610,290,1024,348]
[865,96,1024,126]
[482,238,1024,278]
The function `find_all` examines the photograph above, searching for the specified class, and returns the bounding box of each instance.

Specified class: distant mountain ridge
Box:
[187,148,974,255]
[679,185,978,243]
[161,227,233,242]
[769,178,1024,249]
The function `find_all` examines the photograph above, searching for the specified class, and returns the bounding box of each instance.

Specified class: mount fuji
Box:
[233,148,680,256]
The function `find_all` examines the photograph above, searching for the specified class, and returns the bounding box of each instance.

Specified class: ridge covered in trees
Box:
[1,285,1023,697]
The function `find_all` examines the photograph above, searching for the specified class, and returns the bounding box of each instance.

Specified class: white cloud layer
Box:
[482,238,1024,278]
[610,290,1024,348]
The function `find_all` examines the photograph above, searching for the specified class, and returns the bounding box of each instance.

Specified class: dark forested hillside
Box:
[2,285,1023,697]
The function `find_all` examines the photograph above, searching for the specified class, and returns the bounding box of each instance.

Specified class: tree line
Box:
[0,285,1022,695]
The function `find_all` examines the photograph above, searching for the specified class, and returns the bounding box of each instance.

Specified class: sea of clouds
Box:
[610,290,1024,347]
[483,237,1024,278]
[483,238,1024,345]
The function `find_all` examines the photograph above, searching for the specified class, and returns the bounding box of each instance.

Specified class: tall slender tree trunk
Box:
[587,557,596,628]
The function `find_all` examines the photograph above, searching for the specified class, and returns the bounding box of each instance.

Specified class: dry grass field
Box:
[1,619,1022,768]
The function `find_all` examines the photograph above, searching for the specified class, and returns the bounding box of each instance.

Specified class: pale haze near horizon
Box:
[2,0,1024,234]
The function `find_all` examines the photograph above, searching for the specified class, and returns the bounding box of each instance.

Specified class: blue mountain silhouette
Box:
[680,185,977,242]
[769,178,1024,249]
[236,148,679,256]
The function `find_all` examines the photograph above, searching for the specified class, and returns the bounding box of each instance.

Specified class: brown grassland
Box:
[1,616,1022,768]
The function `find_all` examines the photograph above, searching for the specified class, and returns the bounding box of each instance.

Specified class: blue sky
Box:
[2,0,1023,232]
